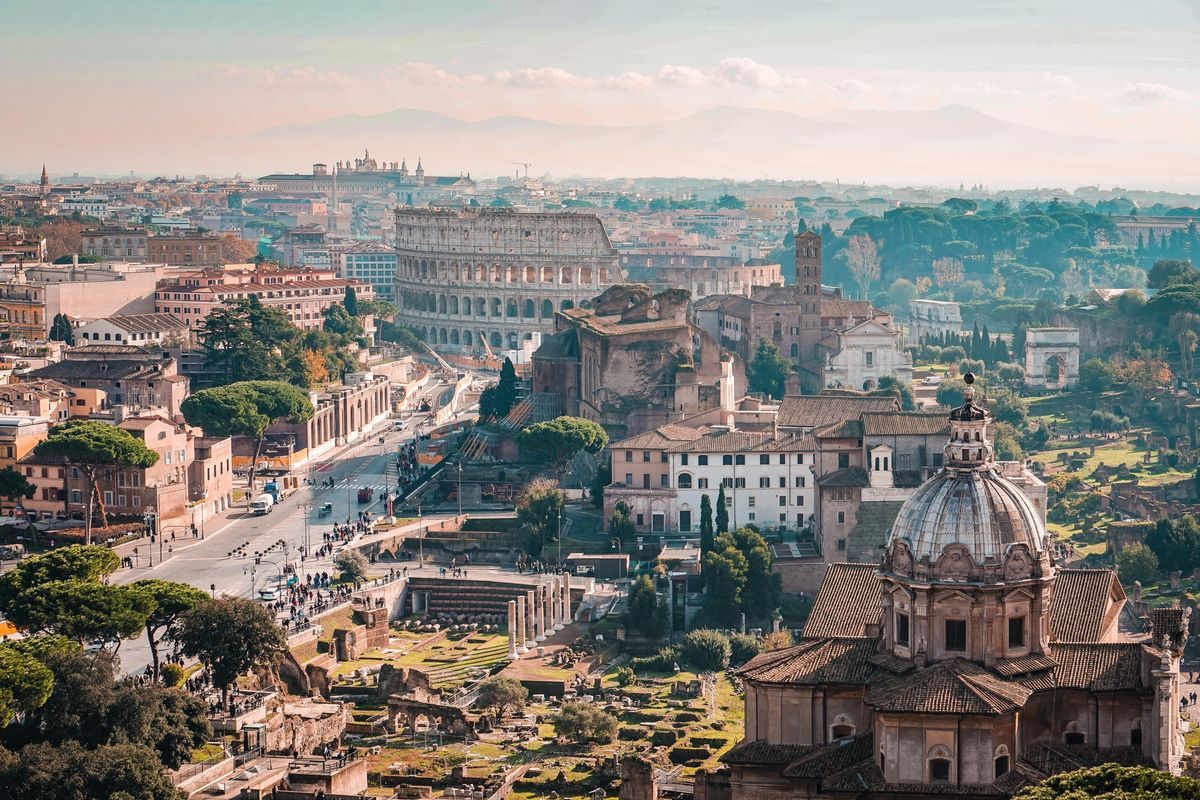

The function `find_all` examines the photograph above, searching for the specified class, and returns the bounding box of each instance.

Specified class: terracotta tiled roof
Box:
[1051,569,1117,642]
[814,418,865,439]
[781,731,874,778]
[861,411,951,437]
[1046,642,1149,691]
[666,430,771,453]
[736,637,876,685]
[777,394,898,430]
[993,653,1059,678]
[816,467,868,487]
[720,739,820,765]
[864,658,1032,715]
[1150,607,1187,648]
[802,563,881,637]
[611,424,705,449]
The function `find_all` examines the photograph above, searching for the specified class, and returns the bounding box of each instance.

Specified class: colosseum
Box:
[393,208,623,353]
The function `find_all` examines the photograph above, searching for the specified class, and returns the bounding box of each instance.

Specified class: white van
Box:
[249,493,274,515]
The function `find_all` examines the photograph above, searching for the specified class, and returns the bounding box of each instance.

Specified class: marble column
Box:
[525,589,536,645]
[533,587,544,642]
[540,584,551,641]
[507,600,518,659]
[516,595,528,653]
[561,572,571,627]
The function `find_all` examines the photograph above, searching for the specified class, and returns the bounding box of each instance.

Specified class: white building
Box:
[669,428,816,534]
[340,241,397,302]
[61,194,111,220]
[907,298,962,346]
[824,319,914,391]
[77,313,190,348]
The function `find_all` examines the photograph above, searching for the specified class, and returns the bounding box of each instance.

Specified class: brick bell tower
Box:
[795,228,824,362]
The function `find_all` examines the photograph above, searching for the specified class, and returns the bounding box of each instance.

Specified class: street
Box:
[113,374,467,675]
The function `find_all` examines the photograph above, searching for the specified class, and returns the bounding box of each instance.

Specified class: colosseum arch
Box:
[491,298,503,317]
[475,297,485,317]
[507,265,519,283]
[507,332,519,349]
[560,267,574,284]
[438,295,446,314]
[490,331,502,348]
[462,330,472,346]
[461,295,471,315]
[523,299,535,318]
[439,328,448,344]
[506,299,518,318]
[450,330,460,345]
[542,266,554,283]
[580,267,592,284]
[561,299,574,311]
[449,296,459,314]
[490,264,502,282]
[525,266,536,283]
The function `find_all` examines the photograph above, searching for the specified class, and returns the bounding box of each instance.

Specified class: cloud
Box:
[492,67,590,89]
[656,64,707,88]
[602,71,654,91]
[714,57,796,89]
[387,61,472,87]
[1117,81,1189,106]
[218,64,353,90]
[1038,72,1078,93]
[834,78,871,98]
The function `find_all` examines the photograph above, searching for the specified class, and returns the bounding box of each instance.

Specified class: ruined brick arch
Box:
[386,697,474,738]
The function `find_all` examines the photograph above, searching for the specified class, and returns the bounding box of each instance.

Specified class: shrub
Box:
[334,549,368,582]
[614,665,635,686]
[681,629,731,672]
[669,747,712,764]
[160,663,185,687]
[729,633,762,666]
[650,728,679,746]
[618,727,647,741]
[551,703,617,744]
[762,630,794,651]
[673,711,701,723]
[476,676,528,716]
[1116,543,1159,586]
[631,646,680,674]
[938,345,967,364]
[1012,764,1200,800]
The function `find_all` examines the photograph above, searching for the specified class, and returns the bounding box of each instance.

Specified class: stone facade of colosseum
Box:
[393,208,623,352]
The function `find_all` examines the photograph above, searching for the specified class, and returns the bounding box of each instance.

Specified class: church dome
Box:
[886,467,1046,563]
[886,373,1047,564]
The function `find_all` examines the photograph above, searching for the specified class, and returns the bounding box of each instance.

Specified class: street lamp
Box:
[210,583,216,598]
[300,504,311,558]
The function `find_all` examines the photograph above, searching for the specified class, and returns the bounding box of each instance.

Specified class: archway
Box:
[1045,354,1067,389]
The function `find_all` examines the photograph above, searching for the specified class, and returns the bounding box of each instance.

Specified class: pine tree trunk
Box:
[89,468,109,529]
[248,435,264,495]
[146,624,160,682]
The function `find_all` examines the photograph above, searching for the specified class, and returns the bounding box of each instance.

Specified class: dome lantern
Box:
[944,372,992,471]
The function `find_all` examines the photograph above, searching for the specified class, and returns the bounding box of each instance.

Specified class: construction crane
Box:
[512,162,531,179]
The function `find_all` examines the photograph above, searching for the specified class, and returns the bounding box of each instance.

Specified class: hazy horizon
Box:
[5,0,1199,190]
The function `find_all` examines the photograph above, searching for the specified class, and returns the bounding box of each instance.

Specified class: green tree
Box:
[729,633,762,666]
[551,703,617,744]
[748,338,789,399]
[516,479,564,557]
[0,467,36,521]
[0,645,53,726]
[613,196,640,212]
[321,302,362,338]
[608,502,635,548]
[0,741,183,800]
[334,549,368,582]
[1078,358,1115,393]
[31,421,158,544]
[877,375,916,411]
[715,194,745,210]
[517,416,607,467]
[731,527,781,621]
[1013,764,1200,800]
[343,285,358,316]
[992,422,1023,461]
[699,494,715,557]
[589,462,610,509]
[475,676,527,718]
[174,597,285,712]
[479,357,518,420]
[626,574,665,638]
[886,278,916,312]
[681,629,731,671]
[1115,543,1159,586]
[181,380,313,493]
[715,485,729,534]
[17,582,154,652]
[130,580,208,683]
[48,313,74,346]
[702,534,748,626]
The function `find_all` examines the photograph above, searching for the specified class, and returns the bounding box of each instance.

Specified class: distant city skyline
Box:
[4,0,1199,189]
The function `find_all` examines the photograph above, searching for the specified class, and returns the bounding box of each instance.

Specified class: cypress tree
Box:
[715,485,729,534]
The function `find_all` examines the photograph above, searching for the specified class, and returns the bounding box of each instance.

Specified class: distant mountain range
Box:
[246,104,1124,186]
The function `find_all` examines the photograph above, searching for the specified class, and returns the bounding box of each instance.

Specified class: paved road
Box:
[113,375,471,675]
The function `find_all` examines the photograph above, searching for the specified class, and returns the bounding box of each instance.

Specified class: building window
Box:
[837,511,845,524]
[679,510,692,531]
[760,477,770,488]
[722,455,733,466]
[945,619,967,652]
[795,476,805,487]
[1008,616,1025,649]
[735,455,745,465]
[698,455,708,466]
[748,496,756,507]
[831,718,854,740]
[70,490,81,504]
[929,759,950,783]
[1064,724,1085,746]
[838,453,850,469]
[625,473,632,484]
[796,496,804,506]
[994,746,1010,778]
[759,454,769,465]
[625,450,632,462]
[636,514,644,527]
[678,473,692,489]
[748,512,756,521]
[778,495,787,506]
[836,538,845,551]
[642,474,650,489]
[734,477,745,488]
[660,474,669,488]
[778,454,786,465]
[865,351,873,367]
[896,612,910,646]
[642,451,650,462]
[697,478,708,489]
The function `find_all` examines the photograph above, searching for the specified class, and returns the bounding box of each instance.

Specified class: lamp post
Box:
[457,462,462,517]
[300,504,311,558]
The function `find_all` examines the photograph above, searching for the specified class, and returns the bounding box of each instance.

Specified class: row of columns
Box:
[508,573,573,659]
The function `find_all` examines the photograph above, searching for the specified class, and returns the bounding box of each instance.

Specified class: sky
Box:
[3,0,1199,188]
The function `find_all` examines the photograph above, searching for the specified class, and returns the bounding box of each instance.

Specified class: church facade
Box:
[701,378,1187,799]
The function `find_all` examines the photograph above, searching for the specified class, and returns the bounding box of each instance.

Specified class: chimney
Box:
[720,353,735,428]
